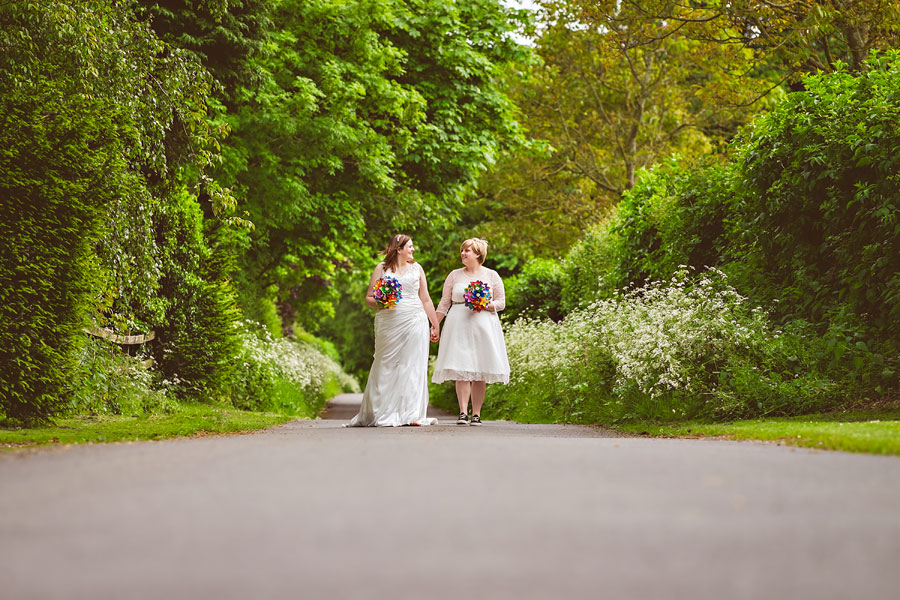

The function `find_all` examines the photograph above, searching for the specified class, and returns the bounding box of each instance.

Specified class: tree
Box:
[218,0,528,333]
[465,0,770,263]
[595,0,900,78]
[138,0,270,98]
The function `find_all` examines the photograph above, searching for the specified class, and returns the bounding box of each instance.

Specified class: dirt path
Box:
[1,394,898,599]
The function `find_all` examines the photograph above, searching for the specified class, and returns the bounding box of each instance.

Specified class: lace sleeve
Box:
[435,270,454,315]
[491,270,506,312]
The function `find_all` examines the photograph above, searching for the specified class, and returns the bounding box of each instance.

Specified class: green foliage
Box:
[316,272,377,384]
[504,258,566,323]
[140,0,271,94]
[0,0,210,422]
[463,0,766,269]
[230,321,359,416]
[733,52,900,337]
[555,160,735,314]
[550,51,900,343]
[70,337,177,417]
[494,52,900,427]
[151,190,243,400]
[218,0,527,333]
[493,270,847,424]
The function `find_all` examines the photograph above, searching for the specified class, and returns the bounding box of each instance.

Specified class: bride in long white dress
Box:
[347,234,442,427]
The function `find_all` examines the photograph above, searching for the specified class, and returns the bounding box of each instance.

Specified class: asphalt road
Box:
[2,393,899,600]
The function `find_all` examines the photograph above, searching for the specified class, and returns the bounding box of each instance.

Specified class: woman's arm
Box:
[434,270,454,325]
[364,263,385,310]
[488,270,505,313]
[417,267,441,340]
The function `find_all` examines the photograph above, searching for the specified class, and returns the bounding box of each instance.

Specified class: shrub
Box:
[231,321,359,416]
[492,269,846,423]
[69,336,177,417]
[316,272,377,384]
[558,218,621,315]
[731,51,900,337]
[504,258,566,323]
[150,191,243,400]
[0,1,221,422]
[558,160,735,315]
[0,3,134,422]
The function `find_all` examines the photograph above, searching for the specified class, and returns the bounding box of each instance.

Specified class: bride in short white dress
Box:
[432,238,509,425]
[348,235,441,427]
[431,267,510,384]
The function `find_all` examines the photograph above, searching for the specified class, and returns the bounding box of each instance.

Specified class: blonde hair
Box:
[461,238,488,265]
[383,234,413,272]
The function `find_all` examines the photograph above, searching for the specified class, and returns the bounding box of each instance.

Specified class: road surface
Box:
[2,393,899,599]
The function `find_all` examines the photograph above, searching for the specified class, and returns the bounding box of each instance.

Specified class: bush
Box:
[731,51,900,337]
[467,54,900,427]
[231,321,359,416]
[491,269,850,424]
[315,272,377,384]
[504,258,566,323]
[151,191,243,400]
[69,336,177,417]
[557,160,735,316]
[0,4,132,422]
[0,1,221,422]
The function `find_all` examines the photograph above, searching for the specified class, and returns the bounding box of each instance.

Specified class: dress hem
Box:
[432,369,509,384]
[344,418,438,428]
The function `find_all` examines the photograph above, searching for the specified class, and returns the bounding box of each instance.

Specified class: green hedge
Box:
[0,1,238,421]
[150,191,243,400]
[734,53,900,335]
[0,3,138,422]
[0,91,108,421]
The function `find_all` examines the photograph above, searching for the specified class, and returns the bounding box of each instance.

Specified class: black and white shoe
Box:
[456,412,469,425]
[470,414,482,426]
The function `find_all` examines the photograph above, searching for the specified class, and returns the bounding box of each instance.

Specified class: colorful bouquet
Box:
[463,280,492,312]
[373,276,402,309]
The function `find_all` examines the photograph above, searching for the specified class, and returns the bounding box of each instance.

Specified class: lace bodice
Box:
[435,267,506,315]
[381,261,421,295]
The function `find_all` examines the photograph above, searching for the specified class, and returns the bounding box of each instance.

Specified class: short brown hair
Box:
[461,238,488,265]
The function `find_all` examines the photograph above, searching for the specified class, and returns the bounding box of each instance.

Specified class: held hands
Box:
[430,323,440,342]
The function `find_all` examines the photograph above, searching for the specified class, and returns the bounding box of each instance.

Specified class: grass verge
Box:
[617,409,900,456]
[0,404,295,453]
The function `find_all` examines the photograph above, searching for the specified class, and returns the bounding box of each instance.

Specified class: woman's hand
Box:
[430,323,440,342]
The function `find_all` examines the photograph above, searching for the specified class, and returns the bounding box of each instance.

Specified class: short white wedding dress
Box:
[431,267,510,384]
[348,262,437,427]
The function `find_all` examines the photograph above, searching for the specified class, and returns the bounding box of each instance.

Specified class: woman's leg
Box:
[455,380,471,415]
[471,381,487,416]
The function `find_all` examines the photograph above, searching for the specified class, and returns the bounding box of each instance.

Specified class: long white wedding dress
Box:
[348,262,438,427]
